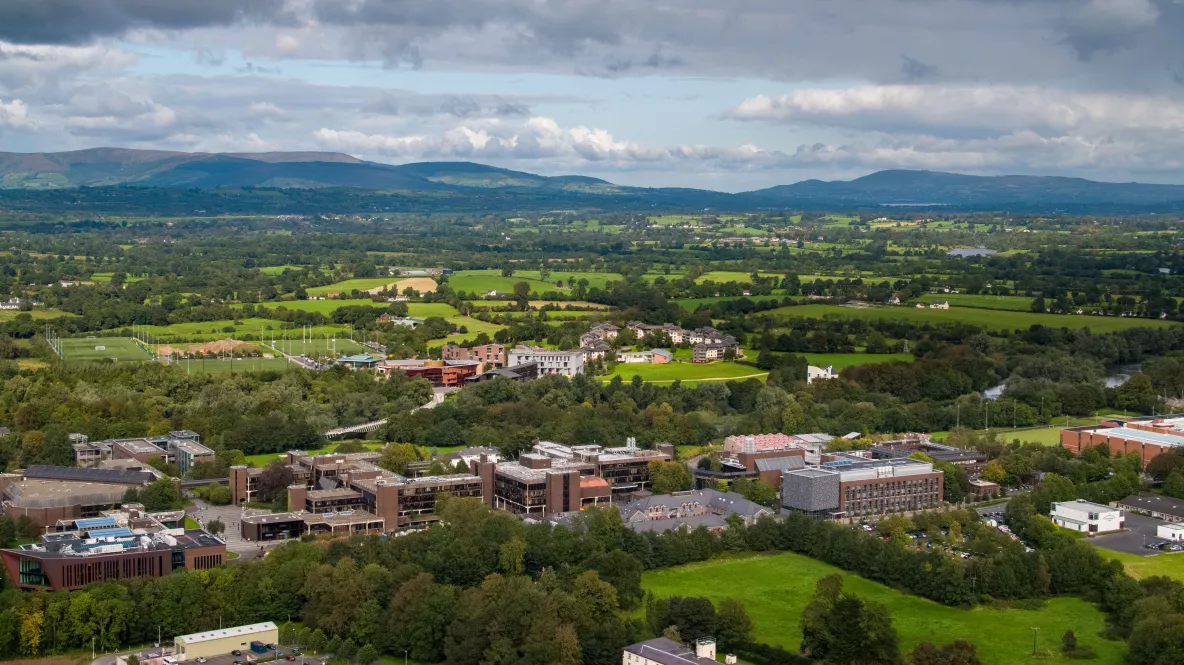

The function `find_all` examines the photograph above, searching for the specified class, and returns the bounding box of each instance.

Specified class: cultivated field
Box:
[306,276,439,297]
[600,361,766,385]
[59,337,151,362]
[643,553,1125,665]
[771,304,1177,333]
[256,299,376,314]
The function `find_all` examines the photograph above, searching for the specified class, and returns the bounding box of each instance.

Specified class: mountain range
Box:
[3,148,1184,212]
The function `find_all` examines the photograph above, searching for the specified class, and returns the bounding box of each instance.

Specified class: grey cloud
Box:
[0,1,291,45]
[900,56,937,81]
[362,94,535,118]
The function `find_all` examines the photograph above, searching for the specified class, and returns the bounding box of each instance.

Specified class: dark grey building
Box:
[781,467,841,516]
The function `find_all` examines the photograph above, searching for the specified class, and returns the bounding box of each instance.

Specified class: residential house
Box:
[807,365,839,383]
[581,338,612,363]
[929,301,950,309]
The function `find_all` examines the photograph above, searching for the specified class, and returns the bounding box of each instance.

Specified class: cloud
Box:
[1060,0,1160,60]
[0,98,30,127]
[0,1,290,45]
[311,117,790,169]
[730,85,1184,137]
[248,101,287,119]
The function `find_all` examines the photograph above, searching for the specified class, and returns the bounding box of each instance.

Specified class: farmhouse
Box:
[929,301,950,309]
[807,365,839,383]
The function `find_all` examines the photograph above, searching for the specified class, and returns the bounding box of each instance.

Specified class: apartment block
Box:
[507,345,585,377]
[441,343,507,368]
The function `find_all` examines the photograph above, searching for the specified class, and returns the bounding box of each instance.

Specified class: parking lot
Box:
[1090,512,1181,556]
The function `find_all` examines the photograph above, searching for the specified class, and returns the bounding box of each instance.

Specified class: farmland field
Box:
[916,293,1035,311]
[407,303,460,317]
[0,308,73,321]
[642,553,1124,665]
[253,299,376,314]
[448,269,626,296]
[306,278,395,295]
[770,303,1177,333]
[600,360,766,385]
[59,337,151,363]
[258,265,304,275]
[674,295,786,310]
[694,271,783,284]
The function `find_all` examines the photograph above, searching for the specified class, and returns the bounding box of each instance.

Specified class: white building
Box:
[1050,500,1124,534]
[508,345,585,377]
[929,301,950,309]
[623,638,728,665]
[1159,523,1184,542]
[807,365,839,383]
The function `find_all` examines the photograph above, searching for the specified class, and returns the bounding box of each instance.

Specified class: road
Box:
[93,645,324,665]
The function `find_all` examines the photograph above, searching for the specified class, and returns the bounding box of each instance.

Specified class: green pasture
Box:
[642,553,1124,665]
[447,270,559,296]
[258,265,305,275]
[674,295,785,310]
[59,337,152,362]
[306,278,402,296]
[771,304,1177,333]
[694,271,782,284]
[426,316,506,348]
[90,272,146,283]
[252,299,376,314]
[600,360,766,385]
[0,308,73,321]
[916,293,1034,311]
[244,441,385,467]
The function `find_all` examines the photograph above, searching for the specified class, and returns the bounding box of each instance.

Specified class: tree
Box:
[665,597,716,641]
[378,443,420,474]
[355,644,377,665]
[325,636,342,656]
[513,281,531,304]
[138,478,181,511]
[801,574,842,658]
[206,519,226,537]
[308,629,327,655]
[127,656,140,665]
[980,460,1006,484]
[257,460,295,503]
[648,460,692,495]
[716,598,754,651]
[1147,451,1184,481]
[1165,471,1184,500]
[0,516,15,547]
[824,595,901,665]
[498,538,526,576]
[1061,630,1076,653]
[909,641,981,665]
[15,515,40,541]
[206,484,232,505]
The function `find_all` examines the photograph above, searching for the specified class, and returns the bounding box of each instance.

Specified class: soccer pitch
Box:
[59,337,152,363]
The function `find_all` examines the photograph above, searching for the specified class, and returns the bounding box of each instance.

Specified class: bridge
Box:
[323,418,388,439]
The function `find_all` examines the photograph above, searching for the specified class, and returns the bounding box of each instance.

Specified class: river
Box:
[982,363,1142,400]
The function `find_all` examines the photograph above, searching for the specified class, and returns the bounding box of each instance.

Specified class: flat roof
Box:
[1091,426,1184,447]
[177,622,277,645]
[22,465,154,486]
[1054,499,1121,513]
[242,512,304,525]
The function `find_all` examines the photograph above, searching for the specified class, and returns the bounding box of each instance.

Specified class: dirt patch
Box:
[364,277,438,295]
[158,339,261,356]
[6,657,88,665]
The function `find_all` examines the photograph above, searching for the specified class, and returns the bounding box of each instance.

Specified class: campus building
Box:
[441,343,507,368]
[615,488,774,534]
[375,358,482,386]
[74,430,213,472]
[1116,494,1184,523]
[507,345,585,377]
[781,456,943,517]
[174,623,278,661]
[1050,500,1124,534]
[233,449,484,534]
[0,465,160,528]
[473,439,674,514]
[1061,418,1184,466]
[0,510,225,591]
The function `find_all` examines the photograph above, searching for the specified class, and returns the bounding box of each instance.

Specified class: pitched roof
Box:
[623,638,717,665]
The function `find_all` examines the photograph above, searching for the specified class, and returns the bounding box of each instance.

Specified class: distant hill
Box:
[3,149,1184,213]
[0,148,624,192]
[745,169,1184,207]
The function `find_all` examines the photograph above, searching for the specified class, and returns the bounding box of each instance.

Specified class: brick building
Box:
[376,358,481,386]
[1061,420,1184,466]
[781,457,943,517]
[441,343,507,368]
[1,466,159,528]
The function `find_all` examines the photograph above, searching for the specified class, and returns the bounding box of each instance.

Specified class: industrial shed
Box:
[174,622,277,660]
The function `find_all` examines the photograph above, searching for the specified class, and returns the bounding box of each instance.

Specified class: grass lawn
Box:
[771,304,1178,333]
[799,352,914,370]
[408,302,460,317]
[426,316,507,348]
[60,337,151,362]
[243,441,385,467]
[89,272,146,283]
[265,338,366,357]
[643,553,1125,665]
[916,293,1036,311]
[674,295,785,310]
[184,517,200,529]
[694,271,783,284]
[1094,548,1184,582]
[541,310,605,319]
[258,265,304,275]
[529,300,610,309]
[600,361,767,385]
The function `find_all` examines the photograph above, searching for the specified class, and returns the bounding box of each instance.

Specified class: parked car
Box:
[197,658,207,663]
[232,651,242,657]
[287,657,296,661]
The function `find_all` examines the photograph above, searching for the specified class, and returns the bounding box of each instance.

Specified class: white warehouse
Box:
[1050,500,1124,535]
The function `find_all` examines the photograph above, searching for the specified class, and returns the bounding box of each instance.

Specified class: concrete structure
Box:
[781,457,943,517]
[474,439,673,514]
[240,513,306,542]
[508,345,584,377]
[1,465,159,528]
[807,365,839,383]
[968,479,1000,497]
[174,622,278,661]
[0,511,225,591]
[622,638,722,665]
[335,354,383,370]
[1051,499,1124,534]
[376,358,481,386]
[441,343,507,368]
[1117,494,1184,523]
[869,439,986,472]
[466,361,540,383]
[1159,523,1184,542]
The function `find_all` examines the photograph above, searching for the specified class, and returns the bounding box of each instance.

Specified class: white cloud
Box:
[248,101,287,119]
[0,98,30,127]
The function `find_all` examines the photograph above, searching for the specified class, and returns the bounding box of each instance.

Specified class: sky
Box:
[2,0,1184,191]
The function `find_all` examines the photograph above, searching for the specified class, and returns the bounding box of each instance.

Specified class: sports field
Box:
[59,337,152,362]
[643,553,1124,665]
[600,361,767,385]
[124,318,353,341]
[916,293,1035,311]
[173,356,293,375]
[266,338,366,357]
[771,304,1177,333]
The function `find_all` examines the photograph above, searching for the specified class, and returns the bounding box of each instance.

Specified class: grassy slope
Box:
[643,553,1124,665]
[771,304,1177,333]
[600,361,767,385]
[799,352,915,369]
